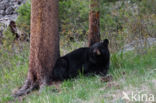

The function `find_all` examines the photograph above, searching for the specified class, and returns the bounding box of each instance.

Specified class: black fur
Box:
[51,39,110,81]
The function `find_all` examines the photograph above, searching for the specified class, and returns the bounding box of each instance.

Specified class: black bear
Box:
[51,39,110,81]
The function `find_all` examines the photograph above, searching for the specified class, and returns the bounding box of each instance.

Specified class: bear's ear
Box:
[93,48,101,55]
[103,39,109,46]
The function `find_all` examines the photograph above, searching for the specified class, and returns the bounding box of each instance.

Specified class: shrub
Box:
[15,0,156,53]
[16,0,31,34]
[2,27,15,48]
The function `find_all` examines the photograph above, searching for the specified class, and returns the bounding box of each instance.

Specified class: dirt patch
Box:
[101,75,113,82]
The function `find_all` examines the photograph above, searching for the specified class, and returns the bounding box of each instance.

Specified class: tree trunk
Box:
[88,0,100,47]
[13,0,59,97]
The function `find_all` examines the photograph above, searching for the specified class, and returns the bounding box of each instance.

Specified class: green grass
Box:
[0,43,156,103]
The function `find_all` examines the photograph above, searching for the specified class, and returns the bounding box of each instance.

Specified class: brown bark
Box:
[88,0,100,47]
[13,0,59,97]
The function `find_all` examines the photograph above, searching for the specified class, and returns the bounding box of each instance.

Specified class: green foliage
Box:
[59,0,89,41]
[0,43,29,103]
[15,0,156,52]
[111,51,124,69]
[16,0,31,34]
[139,0,156,14]
[2,27,15,48]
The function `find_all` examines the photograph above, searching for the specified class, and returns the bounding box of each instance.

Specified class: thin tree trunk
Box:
[13,0,59,97]
[88,0,100,47]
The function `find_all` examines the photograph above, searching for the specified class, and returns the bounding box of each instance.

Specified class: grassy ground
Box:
[0,42,156,103]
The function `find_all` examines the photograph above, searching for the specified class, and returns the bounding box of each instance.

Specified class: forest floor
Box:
[0,42,156,103]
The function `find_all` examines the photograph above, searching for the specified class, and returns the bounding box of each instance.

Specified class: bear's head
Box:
[89,39,110,64]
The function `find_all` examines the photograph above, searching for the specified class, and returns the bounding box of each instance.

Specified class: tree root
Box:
[13,79,39,98]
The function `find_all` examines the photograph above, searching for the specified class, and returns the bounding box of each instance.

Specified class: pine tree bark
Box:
[13,0,59,97]
[88,0,100,47]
